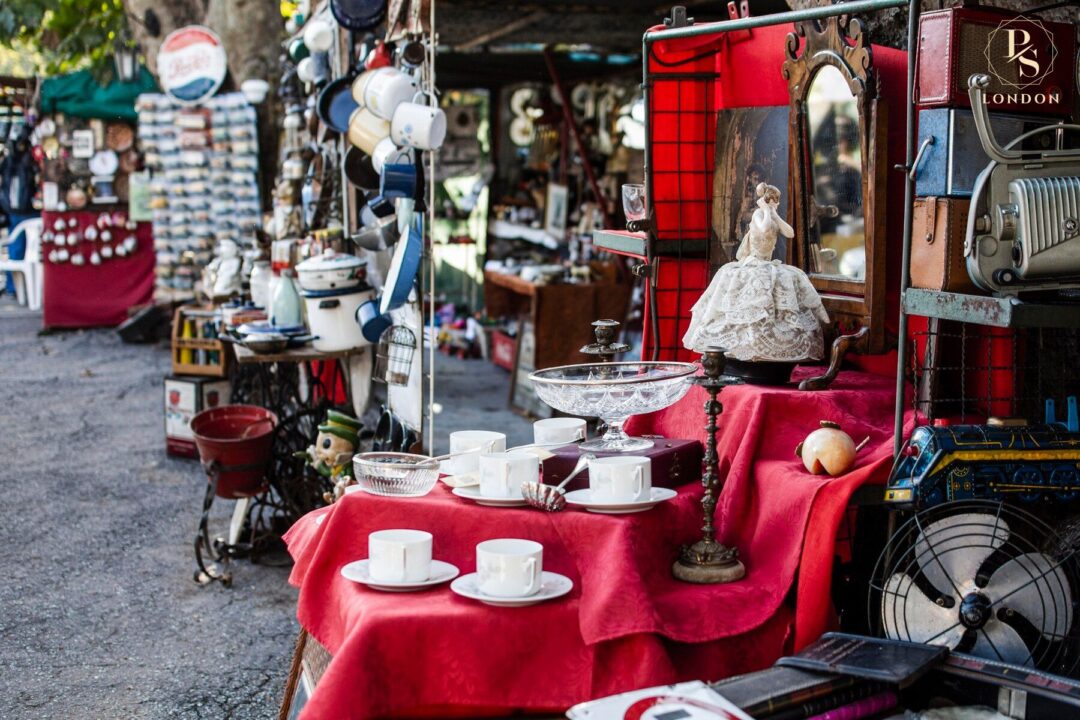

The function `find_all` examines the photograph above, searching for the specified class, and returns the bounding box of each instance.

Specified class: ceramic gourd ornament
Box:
[795,421,869,476]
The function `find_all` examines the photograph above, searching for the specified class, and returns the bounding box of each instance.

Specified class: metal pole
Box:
[894,0,919,455]
[644,0,909,44]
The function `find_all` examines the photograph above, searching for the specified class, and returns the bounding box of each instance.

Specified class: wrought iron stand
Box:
[673,347,746,583]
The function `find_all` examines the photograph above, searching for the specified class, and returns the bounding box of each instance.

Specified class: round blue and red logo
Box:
[157,26,227,105]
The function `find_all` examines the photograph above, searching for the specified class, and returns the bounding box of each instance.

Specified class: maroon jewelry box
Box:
[540,438,703,492]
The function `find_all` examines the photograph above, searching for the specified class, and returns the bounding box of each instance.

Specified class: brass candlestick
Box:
[673,347,746,584]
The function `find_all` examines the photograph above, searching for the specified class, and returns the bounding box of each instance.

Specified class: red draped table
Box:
[284,367,910,719]
[41,209,154,329]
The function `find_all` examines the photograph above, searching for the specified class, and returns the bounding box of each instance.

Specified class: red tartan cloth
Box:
[41,211,154,329]
[627,366,911,650]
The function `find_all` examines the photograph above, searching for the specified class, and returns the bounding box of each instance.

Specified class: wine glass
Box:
[622,183,646,230]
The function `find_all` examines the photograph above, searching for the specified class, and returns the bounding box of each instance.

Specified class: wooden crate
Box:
[171,306,230,377]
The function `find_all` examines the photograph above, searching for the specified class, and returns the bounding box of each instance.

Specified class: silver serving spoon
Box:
[521,453,595,512]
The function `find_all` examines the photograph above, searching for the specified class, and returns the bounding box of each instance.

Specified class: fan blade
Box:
[914,513,1010,596]
[970,619,1033,666]
[882,573,965,647]
[986,552,1073,641]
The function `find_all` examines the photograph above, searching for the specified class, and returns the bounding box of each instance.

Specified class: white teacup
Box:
[372,136,415,174]
[589,456,652,503]
[363,67,420,121]
[445,430,506,475]
[368,529,432,583]
[533,417,586,445]
[391,97,447,151]
[478,451,538,498]
[347,106,391,155]
[476,538,542,597]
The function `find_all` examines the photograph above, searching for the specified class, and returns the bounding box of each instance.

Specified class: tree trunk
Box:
[122,0,284,210]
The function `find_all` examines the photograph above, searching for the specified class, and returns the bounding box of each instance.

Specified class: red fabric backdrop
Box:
[41,210,154,329]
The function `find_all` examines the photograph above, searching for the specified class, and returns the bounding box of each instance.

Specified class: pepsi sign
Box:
[157,26,227,105]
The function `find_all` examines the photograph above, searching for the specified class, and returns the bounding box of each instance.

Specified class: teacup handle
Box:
[499,462,510,496]
[396,545,407,582]
[633,466,644,499]
[523,558,538,594]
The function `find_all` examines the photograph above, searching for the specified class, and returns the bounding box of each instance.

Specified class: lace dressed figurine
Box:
[683,182,829,362]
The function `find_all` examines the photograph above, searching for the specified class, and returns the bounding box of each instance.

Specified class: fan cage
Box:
[374,325,417,387]
[868,500,1080,678]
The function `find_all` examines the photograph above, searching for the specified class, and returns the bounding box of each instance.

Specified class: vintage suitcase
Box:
[912,108,1071,197]
[915,5,1076,117]
[540,438,703,492]
[909,196,979,294]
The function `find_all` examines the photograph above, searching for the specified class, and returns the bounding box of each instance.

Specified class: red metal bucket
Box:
[190,405,278,499]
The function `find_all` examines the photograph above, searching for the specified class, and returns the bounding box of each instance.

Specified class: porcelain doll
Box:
[683,182,829,362]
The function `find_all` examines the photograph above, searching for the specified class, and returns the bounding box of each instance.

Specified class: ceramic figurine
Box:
[683,182,829,363]
[795,420,869,476]
[203,239,244,300]
[297,410,363,503]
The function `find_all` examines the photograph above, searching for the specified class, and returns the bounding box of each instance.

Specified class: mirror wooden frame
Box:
[782,15,887,353]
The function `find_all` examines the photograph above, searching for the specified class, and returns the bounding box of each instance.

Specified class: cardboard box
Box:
[164,375,231,458]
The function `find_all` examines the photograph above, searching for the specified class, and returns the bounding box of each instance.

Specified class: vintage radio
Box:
[915,5,1075,117]
[913,108,1065,197]
[965,75,1080,295]
[910,197,980,294]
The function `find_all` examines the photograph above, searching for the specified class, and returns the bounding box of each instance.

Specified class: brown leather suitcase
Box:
[540,438,703,492]
[915,5,1075,118]
[910,197,981,295]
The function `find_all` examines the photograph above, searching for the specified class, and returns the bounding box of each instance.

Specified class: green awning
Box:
[40,66,158,122]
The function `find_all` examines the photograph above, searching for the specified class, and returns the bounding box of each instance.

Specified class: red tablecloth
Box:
[285,483,793,719]
[626,366,911,650]
[285,367,908,718]
[41,210,154,329]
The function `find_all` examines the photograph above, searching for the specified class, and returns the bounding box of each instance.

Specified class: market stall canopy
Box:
[40,67,158,123]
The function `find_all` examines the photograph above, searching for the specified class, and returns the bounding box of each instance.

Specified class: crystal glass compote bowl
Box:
[529,362,697,452]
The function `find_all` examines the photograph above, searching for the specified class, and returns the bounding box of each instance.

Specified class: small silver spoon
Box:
[521,453,595,512]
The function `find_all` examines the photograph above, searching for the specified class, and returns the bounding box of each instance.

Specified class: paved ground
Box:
[0,304,530,719]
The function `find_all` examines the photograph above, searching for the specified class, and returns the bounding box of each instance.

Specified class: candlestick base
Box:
[672,538,745,584]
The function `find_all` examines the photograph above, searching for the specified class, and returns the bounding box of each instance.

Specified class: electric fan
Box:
[869,500,1080,676]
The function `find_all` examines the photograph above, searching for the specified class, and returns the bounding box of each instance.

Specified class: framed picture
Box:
[544,182,569,239]
[711,106,790,267]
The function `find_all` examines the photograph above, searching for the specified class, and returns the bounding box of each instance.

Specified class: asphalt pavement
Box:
[0,305,530,719]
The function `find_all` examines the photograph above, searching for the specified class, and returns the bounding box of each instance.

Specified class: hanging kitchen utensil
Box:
[379,216,422,314]
[343,146,381,190]
[352,214,398,252]
[356,296,392,343]
[331,0,386,31]
[316,74,361,134]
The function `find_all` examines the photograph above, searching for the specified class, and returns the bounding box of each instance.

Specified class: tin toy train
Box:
[886,399,1080,510]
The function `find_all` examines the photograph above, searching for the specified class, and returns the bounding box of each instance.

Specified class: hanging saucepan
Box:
[379,216,423,314]
[356,296,392,344]
[316,73,360,134]
[331,0,385,31]
[343,146,381,190]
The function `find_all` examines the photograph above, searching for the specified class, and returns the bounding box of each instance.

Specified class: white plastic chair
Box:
[0,217,43,311]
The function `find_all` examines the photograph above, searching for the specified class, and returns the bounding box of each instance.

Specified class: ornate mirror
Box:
[783,16,887,353]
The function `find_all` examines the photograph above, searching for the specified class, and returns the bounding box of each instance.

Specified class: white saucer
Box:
[451,486,528,507]
[450,571,573,607]
[340,559,460,592]
[564,487,678,514]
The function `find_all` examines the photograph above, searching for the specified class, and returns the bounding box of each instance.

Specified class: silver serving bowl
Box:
[352,452,440,497]
[529,362,696,452]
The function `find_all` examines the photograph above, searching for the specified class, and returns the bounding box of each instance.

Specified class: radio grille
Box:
[1012,176,1080,257]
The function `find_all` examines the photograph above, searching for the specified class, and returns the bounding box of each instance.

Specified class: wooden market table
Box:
[483,269,632,370]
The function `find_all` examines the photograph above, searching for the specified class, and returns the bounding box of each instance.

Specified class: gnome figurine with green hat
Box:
[297,409,362,503]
